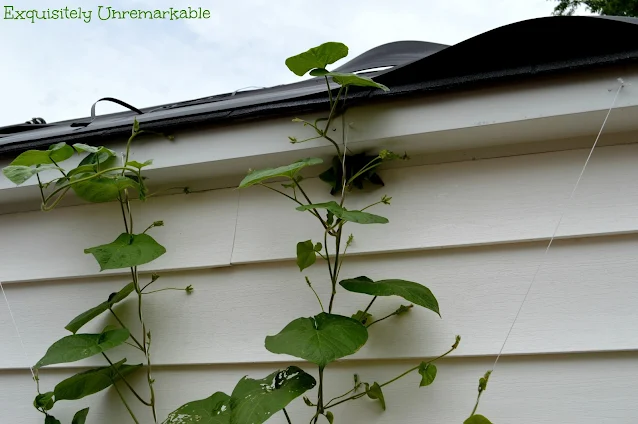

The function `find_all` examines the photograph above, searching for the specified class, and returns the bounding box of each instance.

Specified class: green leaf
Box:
[2,164,60,185]
[230,366,316,424]
[10,143,74,167]
[285,42,348,76]
[73,143,101,154]
[133,118,140,134]
[72,408,90,424]
[325,411,334,423]
[296,240,317,272]
[163,392,231,424]
[34,328,130,369]
[65,282,135,333]
[72,175,139,203]
[325,72,389,92]
[67,164,99,178]
[265,313,368,367]
[339,277,440,316]
[352,310,372,325]
[365,382,386,410]
[296,201,388,224]
[74,145,116,167]
[54,359,142,401]
[464,415,493,424]
[45,415,62,424]
[84,233,166,271]
[309,68,329,77]
[33,392,55,411]
[49,142,75,159]
[418,362,437,387]
[126,159,153,169]
[238,158,323,188]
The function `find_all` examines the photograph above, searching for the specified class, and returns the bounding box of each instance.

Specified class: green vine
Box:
[2,41,494,424]
[3,123,187,424]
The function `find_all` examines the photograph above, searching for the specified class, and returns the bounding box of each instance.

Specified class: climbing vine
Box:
[2,122,188,424]
[166,42,494,424]
[2,41,493,424]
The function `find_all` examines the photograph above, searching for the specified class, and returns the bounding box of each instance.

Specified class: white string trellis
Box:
[0,281,36,380]
[490,79,626,375]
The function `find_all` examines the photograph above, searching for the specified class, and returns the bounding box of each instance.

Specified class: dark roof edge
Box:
[3,50,637,157]
[3,15,638,156]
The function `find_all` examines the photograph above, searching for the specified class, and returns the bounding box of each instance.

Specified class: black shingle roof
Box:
[2,15,638,156]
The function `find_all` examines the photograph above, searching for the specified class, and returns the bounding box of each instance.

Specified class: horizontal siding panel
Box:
[4,143,638,283]
[2,353,637,423]
[2,235,637,369]
[232,143,638,264]
[0,189,238,283]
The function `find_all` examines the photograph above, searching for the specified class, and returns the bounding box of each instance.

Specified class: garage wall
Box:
[2,142,638,423]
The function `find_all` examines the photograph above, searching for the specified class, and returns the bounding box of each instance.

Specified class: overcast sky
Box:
[0,0,590,127]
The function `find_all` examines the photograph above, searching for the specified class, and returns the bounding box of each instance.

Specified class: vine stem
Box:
[259,183,328,229]
[470,391,483,416]
[305,277,324,312]
[102,353,151,406]
[312,367,325,424]
[35,174,46,204]
[112,382,141,424]
[143,287,188,295]
[109,309,144,351]
[120,192,158,423]
[365,305,412,328]
[326,343,458,409]
[283,408,293,424]
[362,297,377,315]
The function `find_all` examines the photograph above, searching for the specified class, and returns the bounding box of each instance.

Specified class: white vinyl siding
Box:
[2,133,638,422]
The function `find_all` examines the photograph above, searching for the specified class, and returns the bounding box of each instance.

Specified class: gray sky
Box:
[0,0,588,126]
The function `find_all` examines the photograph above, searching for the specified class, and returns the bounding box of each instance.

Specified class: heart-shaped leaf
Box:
[71,408,90,424]
[54,359,142,401]
[238,158,322,188]
[65,282,135,333]
[418,362,437,387]
[230,366,316,424]
[464,415,493,424]
[285,42,348,76]
[296,201,388,224]
[34,328,130,369]
[84,233,166,271]
[10,143,74,167]
[339,276,440,316]
[72,175,139,203]
[265,313,368,367]
[162,392,231,424]
[2,164,60,185]
[296,240,318,271]
[365,382,386,410]
[325,72,389,92]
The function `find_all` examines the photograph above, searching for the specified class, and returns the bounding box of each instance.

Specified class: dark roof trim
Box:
[2,15,638,156]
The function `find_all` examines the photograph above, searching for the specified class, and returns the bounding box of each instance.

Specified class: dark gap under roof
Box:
[2,15,638,156]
